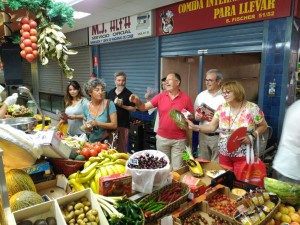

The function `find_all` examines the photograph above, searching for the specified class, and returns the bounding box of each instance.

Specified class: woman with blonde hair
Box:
[187,80,268,175]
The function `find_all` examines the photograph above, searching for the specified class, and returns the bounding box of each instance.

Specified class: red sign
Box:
[294,0,300,18]
[156,0,292,36]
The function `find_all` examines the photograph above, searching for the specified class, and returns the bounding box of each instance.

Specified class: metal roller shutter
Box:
[160,22,264,56]
[39,60,62,94]
[61,46,92,92]
[39,46,92,95]
[99,37,159,100]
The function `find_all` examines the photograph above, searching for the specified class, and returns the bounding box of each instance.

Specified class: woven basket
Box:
[140,182,190,222]
[48,158,85,177]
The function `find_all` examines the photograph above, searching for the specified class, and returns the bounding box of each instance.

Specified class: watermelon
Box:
[264,177,300,205]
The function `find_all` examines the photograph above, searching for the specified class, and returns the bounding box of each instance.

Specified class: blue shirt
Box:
[82,100,116,143]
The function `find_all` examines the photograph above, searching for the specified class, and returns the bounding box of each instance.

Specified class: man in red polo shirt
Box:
[129,72,194,170]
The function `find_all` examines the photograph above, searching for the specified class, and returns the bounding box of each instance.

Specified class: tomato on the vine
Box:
[90,149,98,157]
[93,144,102,153]
[101,143,109,150]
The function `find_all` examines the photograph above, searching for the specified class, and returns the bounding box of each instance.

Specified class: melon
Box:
[5,169,36,198]
[9,190,44,212]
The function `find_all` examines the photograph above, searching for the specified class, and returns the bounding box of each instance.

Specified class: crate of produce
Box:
[13,200,65,225]
[138,182,190,222]
[48,158,85,177]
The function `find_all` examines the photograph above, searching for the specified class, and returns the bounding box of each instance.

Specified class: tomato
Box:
[30,36,37,43]
[31,43,37,50]
[93,144,102,153]
[25,54,35,62]
[23,39,32,47]
[84,142,91,148]
[101,143,109,150]
[24,47,33,54]
[20,50,26,58]
[22,24,31,32]
[80,148,90,160]
[90,149,98,157]
[20,42,25,49]
[29,19,37,29]
[21,16,29,24]
[22,31,30,39]
[32,50,39,57]
[30,29,37,36]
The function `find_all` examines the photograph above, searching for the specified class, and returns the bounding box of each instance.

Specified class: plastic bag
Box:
[126,150,171,194]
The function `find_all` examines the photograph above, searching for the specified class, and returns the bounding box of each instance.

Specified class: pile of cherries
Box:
[127,153,167,169]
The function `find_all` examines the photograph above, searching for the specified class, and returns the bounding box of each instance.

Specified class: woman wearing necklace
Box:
[57,80,87,136]
[187,81,268,175]
[82,78,117,143]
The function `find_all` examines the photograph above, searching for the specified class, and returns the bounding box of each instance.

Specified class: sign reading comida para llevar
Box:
[89,11,154,45]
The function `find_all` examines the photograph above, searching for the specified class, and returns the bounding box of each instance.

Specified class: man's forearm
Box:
[135,99,147,111]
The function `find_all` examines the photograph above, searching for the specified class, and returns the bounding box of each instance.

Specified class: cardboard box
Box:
[22,161,51,175]
[35,174,71,200]
[174,161,227,199]
[99,173,132,196]
[172,185,240,225]
[32,130,72,159]
[56,188,109,225]
[13,200,65,225]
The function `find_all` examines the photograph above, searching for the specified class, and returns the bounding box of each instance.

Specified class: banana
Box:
[84,160,92,169]
[80,161,98,177]
[90,179,97,194]
[112,153,129,160]
[76,168,97,183]
[94,168,101,193]
[107,165,118,175]
[68,178,85,191]
[107,148,118,154]
[68,172,78,180]
[100,152,116,161]
[98,157,111,166]
[114,164,126,173]
[82,182,90,189]
[88,156,103,163]
[114,159,127,166]
[99,166,108,177]
[105,165,114,176]
[101,161,116,167]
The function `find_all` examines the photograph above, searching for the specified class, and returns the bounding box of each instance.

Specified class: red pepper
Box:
[144,211,153,218]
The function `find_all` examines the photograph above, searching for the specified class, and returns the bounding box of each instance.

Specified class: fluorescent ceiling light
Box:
[54,0,83,6]
[73,11,91,19]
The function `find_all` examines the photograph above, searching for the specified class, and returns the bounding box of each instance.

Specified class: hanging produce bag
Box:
[235,132,267,187]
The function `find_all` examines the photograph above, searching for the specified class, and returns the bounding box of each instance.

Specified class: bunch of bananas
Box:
[68,150,129,193]
[37,23,78,79]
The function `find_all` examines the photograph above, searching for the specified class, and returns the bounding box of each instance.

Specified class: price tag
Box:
[129,158,139,166]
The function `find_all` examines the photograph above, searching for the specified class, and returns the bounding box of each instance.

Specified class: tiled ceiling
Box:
[62,0,183,33]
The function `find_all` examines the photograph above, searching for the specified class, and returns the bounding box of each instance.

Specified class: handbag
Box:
[101,100,118,148]
[235,131,267,187]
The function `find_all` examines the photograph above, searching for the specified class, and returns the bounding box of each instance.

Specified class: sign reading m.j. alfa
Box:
[89,11,154,45]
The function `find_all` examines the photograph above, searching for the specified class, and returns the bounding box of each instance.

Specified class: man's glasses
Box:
[221,91,232,96]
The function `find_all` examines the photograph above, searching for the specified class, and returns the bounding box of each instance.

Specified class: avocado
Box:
[69,151,79,160]
[75,154,85,161]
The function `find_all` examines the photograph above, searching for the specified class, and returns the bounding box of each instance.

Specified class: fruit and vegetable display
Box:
[95,194,144,225]
[138,183,188,218]
[60,196,99,225]
[7,104,33,117]
[67,150,129,194]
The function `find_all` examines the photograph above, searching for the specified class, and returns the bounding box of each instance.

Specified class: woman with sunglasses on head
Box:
[82,78,117,143]
[57,80,87,136]
[186,80,268,175]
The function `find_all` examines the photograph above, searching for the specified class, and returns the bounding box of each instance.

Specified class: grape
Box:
[128,153,167,169]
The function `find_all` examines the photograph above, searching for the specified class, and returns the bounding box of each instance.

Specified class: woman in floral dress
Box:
[187,81,268,175]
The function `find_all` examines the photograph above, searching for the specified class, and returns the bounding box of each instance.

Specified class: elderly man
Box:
[129,72,194,170]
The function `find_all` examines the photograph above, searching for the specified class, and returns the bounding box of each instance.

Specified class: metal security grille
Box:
[99,37,159,100]
[160,22,264,56]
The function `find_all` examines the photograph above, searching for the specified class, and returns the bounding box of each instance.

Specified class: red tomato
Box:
[101,143,109,150]
[84,142,91,148]
[93,144,102,153]
[20,50,26,58]
[24,46,33,54]
[20,42,25,49]
[25,54,35,62]
[30,36,37,43]
[21,17,29,24]
[32,50,39,57]
[22,24,31,32]
[22,31,30,39]
[29,19,37,29]
[31,43,37,50]
[90,149,98,157]
[23,39,32,47]
[30,29,37,36]
[81,148,90,160]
